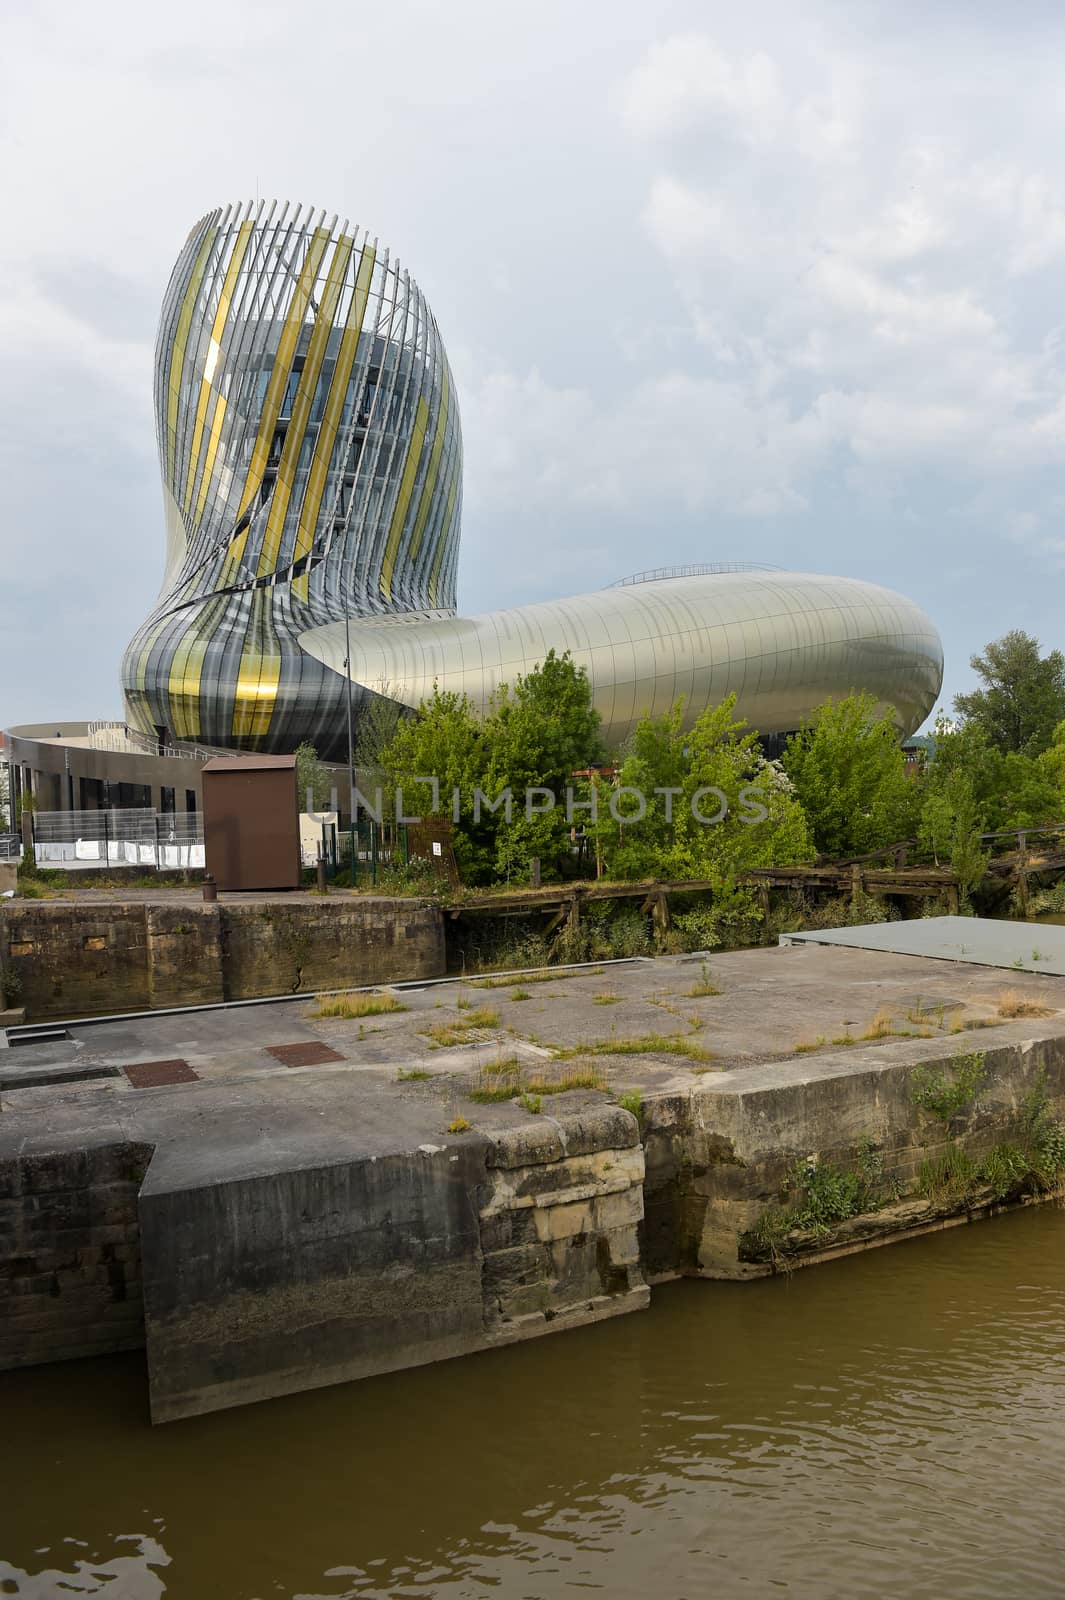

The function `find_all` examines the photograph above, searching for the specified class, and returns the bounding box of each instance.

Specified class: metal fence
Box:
[32,809,205,871]
[0,834,20,862]
[311,818,410,885]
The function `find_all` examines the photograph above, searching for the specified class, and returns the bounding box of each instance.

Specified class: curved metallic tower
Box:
[122,201,462,755]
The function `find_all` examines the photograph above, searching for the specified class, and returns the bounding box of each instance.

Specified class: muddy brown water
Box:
[2,1205,1065,1599]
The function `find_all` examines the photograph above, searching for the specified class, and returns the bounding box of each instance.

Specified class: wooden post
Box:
[652,889,671,946]
[947,882,960,915]
[1016,868,1030,918]
[1016,831,1029,919]
[530,857,541,888]
[850,863,863,907]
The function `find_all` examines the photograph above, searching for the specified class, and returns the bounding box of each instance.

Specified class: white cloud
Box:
[621,34,786,143]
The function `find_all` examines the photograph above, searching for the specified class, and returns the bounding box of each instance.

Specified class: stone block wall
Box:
[0,1137,150,1368]
[146,906,224,1008]
[0,899,445,1020]
[219,901,443,1000]
[478,1107,648,1338]
[1,903,152,1017]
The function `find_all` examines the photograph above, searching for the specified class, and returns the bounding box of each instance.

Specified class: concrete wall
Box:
[140,1104,645,1422]
[0,899,445,1020]
[0,1135,151,1368]
[641,1031,1065,1279]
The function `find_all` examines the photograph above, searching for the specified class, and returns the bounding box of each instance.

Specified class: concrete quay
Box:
[3,932,1065,1422]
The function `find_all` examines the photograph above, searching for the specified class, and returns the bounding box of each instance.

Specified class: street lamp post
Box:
[343,608,357,887]
[343,608,356,820]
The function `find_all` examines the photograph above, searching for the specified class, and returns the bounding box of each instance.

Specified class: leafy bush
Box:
[739,1138,892,1262]
[910,1053,987,1121]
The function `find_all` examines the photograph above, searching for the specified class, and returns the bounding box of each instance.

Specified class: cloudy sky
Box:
[2,0,1065,728]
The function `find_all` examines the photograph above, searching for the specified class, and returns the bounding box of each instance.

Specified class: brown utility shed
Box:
[201,755,300,891]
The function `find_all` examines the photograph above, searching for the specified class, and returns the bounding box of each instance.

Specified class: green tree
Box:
[353,680,409,770]
[294,742,332,811]
[481,650,603,881]
[596,695,813,883]
[917,766,989,906]
[953,630,1065,756]
[380,687,492,879]
[925,716,1060,834]
[782,692,918,858]
[380,651,603,884]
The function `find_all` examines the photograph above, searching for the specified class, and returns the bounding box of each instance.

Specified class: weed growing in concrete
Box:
[510,987,532,1001]
[687,962,722,998]
[593,991,620,1005]
[560,1032,714,1063]
[916,1146,979,1202]
[518,1092,543,1114]
[447,1117,471,1134]
[904,998,948,1029]
[481,1056,524,1077]
[526,1065,608,1094]
[466,1082,516,1104]
[739,1139,892,1265]
[1019,1071,1065,1189]
[422,1007,502,1048]
[794,1036,827,1055]
[831,1033,856,1046]
[916,1074,1065,1206]
[313,991,407,1019]
[397,1068,432,1083]
[861,1008,896,1041]
[467,1057,607,1103]
[996,990,1052,1020]
[910,1052,987,1122]
[616,1089,644,1126]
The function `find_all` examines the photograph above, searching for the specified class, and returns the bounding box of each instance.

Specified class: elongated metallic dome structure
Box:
[122,200,461,754]
[124,201,943,755]
[301,568,943,743]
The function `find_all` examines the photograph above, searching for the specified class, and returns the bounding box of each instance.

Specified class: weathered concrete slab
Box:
[782,914,1065,974]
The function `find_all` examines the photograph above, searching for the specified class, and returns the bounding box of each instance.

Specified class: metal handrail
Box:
[612,562,782,587]
[86,722,223,762]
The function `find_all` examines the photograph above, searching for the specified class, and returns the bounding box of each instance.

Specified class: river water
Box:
[2,1205,1065,1600]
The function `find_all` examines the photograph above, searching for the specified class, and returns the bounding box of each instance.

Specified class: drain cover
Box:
[124,1059,199,1088]
[266,1041,345,1067]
